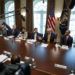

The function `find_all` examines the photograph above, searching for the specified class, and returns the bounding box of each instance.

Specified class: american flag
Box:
[46,0,56,32]
[47,15,56,32]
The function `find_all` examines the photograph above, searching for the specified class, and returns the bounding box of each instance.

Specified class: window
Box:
[5,1,15,29]
[69,6,75,43]
[33,0,47,34]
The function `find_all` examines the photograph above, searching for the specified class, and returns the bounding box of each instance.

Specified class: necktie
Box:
[66,36,68,44]
[47,33,51,43]
[34,33,37,40]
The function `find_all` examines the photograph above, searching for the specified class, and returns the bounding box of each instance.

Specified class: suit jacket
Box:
[0,63,20,75]
[12,29,20,37]
[43,32,57,43]
[30,32,43,40]
[60,35,73,47]
[59,21,68,35]
[2,22,12,36]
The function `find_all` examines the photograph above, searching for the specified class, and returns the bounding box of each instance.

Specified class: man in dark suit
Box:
[60,30,73,47]
[43,28,57,43]
[12,25,20,37]
[30,28,43,41]
[2,22,12,36]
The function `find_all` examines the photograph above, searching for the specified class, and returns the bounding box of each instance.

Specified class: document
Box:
[7,36,14,39]
[41,43,48,47]
[0,34,2,37]
[3,51,11,56]
[15,39,21,42]
[27,39,36,44]
[4,37,9,40]
[55,44,61,48]
[0,54,8,62]
[54,64,67,69]
[61,45,69,50]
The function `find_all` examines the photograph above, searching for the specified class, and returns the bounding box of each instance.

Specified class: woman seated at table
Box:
[43,28,57,43]
[60,30,73,47]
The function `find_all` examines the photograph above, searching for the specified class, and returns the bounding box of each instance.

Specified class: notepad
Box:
[55,44,61,48]
[54,64,67,69]
[41,43,48,47]
[7,36,14,39]
[15,39,21,42]
[0,54,8,62]
[4,37,9,40]
[3,51,11,55]
[61,45,69,50]
[27,39,36,44]
[25,56,30,60]
[3,51,12,58]
[0,34,2,37]
[3,58,11,63]
[20,61,24,64]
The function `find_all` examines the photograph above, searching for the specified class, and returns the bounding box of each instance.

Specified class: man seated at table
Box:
[60,30,73,47]
[12,25,20,38]
[43,28,57,43]
[18,27,28,39]
[30,28,43,41]
[2,22,12,36]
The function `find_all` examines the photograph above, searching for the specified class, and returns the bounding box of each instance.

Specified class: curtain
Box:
[26,0,33,32]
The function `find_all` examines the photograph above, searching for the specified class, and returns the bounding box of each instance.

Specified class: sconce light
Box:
[55,12,61,18]
[21,9,26,17]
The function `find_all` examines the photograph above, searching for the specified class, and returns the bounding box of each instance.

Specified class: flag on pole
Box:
[46,0,56,32]
[47,14,56,32]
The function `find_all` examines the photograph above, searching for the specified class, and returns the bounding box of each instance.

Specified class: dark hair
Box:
[11,55,20,64]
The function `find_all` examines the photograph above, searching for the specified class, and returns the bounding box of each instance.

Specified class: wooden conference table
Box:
[0,36,75,75]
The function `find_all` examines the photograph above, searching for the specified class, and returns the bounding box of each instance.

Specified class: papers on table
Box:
[55,44,69,50]
[25,56,35,63]
[3,58,11,63]
[0,54,8,62]
[4,37,9,40]
[4,36,14,40]
[61,45,69,50]
[3,51,12,57]
[0,34,2,37]
[17,37,26,40]
[20,61,24,64]
[41,43,48,47]
[15,39,21,42]
[7,36,14,39]
[54,64,67,69]
[27,39,36,44]
[55,44,61,48]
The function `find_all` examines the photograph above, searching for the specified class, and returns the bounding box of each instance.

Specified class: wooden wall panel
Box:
[26,0,33,32]
[0,0,4,19]
[14,0,22,30]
